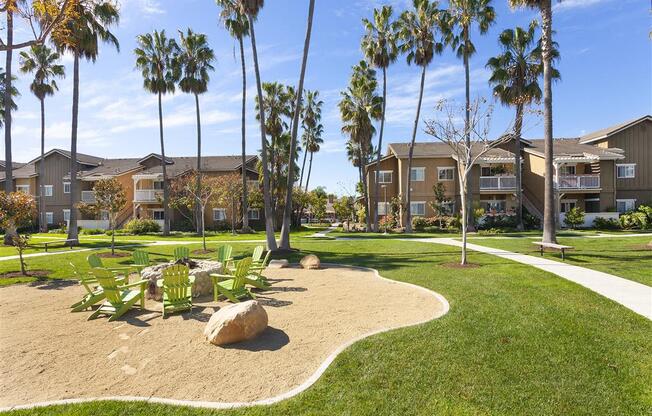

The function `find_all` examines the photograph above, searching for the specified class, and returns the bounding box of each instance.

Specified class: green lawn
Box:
[2,239,651,415]
[467,235,652,286]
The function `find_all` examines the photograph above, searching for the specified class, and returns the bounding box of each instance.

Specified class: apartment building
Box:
[366,115,651,228]
[1,149,260,230]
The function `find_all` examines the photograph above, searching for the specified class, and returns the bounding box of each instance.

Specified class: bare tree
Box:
[424,98,511,265]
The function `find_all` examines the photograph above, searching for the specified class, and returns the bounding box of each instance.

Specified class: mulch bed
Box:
[441,262,481,269]
[0,270,50,279]
[192,249,216,255]
[97,252,131,258]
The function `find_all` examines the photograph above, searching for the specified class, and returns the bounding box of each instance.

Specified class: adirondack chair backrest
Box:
[251,246,264,262]
[259,250,272,267]
[133,250,150,267]
[215,245,233,263]
[162,265,191,303]
[87,253,104,268]
[71,262,97,294]
[90,268,123,306]
[173,247,190,261]
[232,258,252,290]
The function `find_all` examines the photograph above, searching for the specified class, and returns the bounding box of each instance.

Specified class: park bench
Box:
[532,241,573,261]
[39,239,79,252]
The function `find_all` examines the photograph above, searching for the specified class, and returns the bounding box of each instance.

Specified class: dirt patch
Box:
[191,249,216,255]
[0,265,445,407]
[97,252,131,258]
[0,270,51,279]
[441,262,481,269]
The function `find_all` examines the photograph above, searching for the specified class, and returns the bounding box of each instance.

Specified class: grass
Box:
[466,235,652,286]
[2,239,651,415]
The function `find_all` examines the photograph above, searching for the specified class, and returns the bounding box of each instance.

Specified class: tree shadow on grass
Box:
[221,327,289,351]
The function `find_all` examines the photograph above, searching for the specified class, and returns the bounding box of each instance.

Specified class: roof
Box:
[523,138,625,160]
[387,142,515,160]
[77,158,144,179]
[27,149,103,166]
[0,161,25,169]
[134,155,258,177]
[578,115,652,144]
[8,162,37,179]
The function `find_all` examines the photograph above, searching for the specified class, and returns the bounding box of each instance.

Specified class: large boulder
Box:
[300,254,320,270]
[204,300,268,346]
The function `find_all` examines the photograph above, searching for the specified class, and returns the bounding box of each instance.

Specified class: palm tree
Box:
[509,0,558,243]
[487,21,559,231]
[339,61,382,232]
[239,0,277,250]
[397,0,444,232]
[361,5,399,233]
[52,0,119,243]
[279,0,316,250]
[176,28,215,235]
[303,123,323,194]
[3,3,16,194]
[18,45,65,232]
[0,68,19,129]
[299,90,323,188]
[0,67,19,244]
[134,30,180,236]
[445,0,495,231]
[217,0,251,232]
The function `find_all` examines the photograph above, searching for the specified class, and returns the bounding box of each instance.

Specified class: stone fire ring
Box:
[140,260,222,300]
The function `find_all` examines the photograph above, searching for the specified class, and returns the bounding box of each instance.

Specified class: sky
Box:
[2,0,650,196]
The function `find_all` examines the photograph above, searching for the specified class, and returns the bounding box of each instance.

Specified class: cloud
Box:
[553,0,612,11]
[120,0,165,15]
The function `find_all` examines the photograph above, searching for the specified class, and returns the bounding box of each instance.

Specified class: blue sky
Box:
[3,0,650,196]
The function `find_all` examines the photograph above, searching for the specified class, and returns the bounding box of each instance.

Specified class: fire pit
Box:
[140,259,223,300]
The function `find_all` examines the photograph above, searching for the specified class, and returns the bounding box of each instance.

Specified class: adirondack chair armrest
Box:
[123,279,148,290]
[210,273,230,282]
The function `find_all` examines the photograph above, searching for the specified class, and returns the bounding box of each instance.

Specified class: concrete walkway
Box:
[309,226,338,238]
[414,238,652,320]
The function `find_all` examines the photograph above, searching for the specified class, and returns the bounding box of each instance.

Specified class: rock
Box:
[204,300,268,346]
[300,254,320,270]
[141,260,222,300]
[268,259,289,269]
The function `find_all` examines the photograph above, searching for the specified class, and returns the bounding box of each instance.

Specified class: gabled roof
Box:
[27,148,103,166]
[137,153,175,165]
[135,155,259,178]
[0,161,24,169]
[523,138,625,161]
[76,158,144,179]
[387,142,515,161]
[578,115,652,144]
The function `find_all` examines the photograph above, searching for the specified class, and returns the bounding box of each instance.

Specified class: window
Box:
[63,182,71,194]
[437,167,454,181]
[16,185,30,193]
[43,185,53,197]
[410,167,425,182]
[45,212,54,224]
[616,199,636,213]
[410,201,426,216]
[63,209,70,222]
[248,209,260,220]
[560,200,576,213]
[616,164,636,179]
[377,202,390,216]
[481,166,492,177]
[152,209,165,220]
[153,180,165,190]
[440,201,455,215]
[482,200,507,213]
[585,197,600,213]
[213,208,227,221]
[376,171,393,184]
[100,210,110,221]
[559,165,576,175]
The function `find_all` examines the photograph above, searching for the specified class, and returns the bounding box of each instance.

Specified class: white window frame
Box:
[616,199,636,213]
[481,199,507,213]
[213,208,227,221]
[410,167,425,182]
[16,184,30,193]
[559,164,576,175]
[377,202,390,216]
[151,209,165,220]
[437,167,454,181]
[376,170,393,184]
[43,185,53,197]
[248,208,260,220]
[616,163,636,179]
[99,210,110,221]
[63,209,71,222]
[410,201,426,216]
[560,199,577,214]
[45,212,54,224]
[153,180,165,190]
[63,182,71,194]
[440,201,455,215]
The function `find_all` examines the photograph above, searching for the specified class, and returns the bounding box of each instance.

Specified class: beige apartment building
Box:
[366,115,651,228]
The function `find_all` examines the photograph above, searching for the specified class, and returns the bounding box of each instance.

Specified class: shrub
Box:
[619,211,649,230]
[48,228,65,234]
[477,214,518,231]
[522,206,541,230]
[564,207,585,229]
[80,228,105,235]
[411,216,429,231]
[124,219,161,235]
[593,217,620,230]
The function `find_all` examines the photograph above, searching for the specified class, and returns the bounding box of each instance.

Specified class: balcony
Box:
[479,176,517,190]
[557,174,600,189]
[81,191,96,203]
[134,189,163,202]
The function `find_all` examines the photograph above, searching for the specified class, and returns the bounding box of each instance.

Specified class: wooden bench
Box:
[532,242,573,260]
[39,239,79,252]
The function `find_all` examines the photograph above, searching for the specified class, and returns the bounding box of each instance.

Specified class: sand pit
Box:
[0,264,447,409]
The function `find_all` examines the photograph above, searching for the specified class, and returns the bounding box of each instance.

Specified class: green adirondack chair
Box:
[247,250,272,289]
[156,264,195,317]
[215,245,234,271]
[210,257,254,303]
[87,253,134,278]
[87,268,147,322]
[132,250,151,274]
[69,263,108,312]
[173,246,190,262]
[251,245,265,266]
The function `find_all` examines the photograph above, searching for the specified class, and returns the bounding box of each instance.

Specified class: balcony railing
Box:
[81,191,96,203]
[134,189,163,202]
[479,175,517,190]
[557,174,600,189]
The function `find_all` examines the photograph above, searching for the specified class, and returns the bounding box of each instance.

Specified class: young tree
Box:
[214,173,244,236]
[19,44,65,232]
[429,182,448,228]
[79,178,126,255]
[0,191,37,274]
[563,206,584,230]
[310,190,327,224]
[424,98,510,265]
[134,30,179,236]
[333,196,355,231]
[397,0,445,232]
[361,5,399,232]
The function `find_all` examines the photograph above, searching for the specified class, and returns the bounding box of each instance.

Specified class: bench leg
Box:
[540,246,544,256]
[45,245,48,253]
[561,249,565,261]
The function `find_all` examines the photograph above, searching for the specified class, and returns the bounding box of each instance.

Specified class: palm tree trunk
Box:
[195,92,203,235]
[158,91,170,236]
[3,9,13,195]
[358,148,371,232]
[39,98,47,232]
[514,102,524,231]
[541,0,557,244]
[248,15,278,251]
[305,151,314,193]
[373,66,387,233]
[405,65,426,233]
[463,29,475,233]
[279,0,315,250]
[67,51,80,242]
[238,35,250,232]
[299,146,308,189]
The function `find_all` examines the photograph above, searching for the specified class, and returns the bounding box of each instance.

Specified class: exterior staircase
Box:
[522,189,543,222]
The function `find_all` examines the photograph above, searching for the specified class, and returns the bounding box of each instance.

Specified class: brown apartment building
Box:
[366,115,651,228]
[1,149,261,231]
